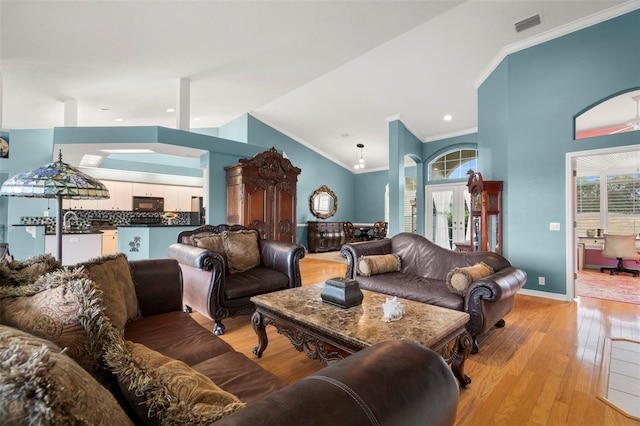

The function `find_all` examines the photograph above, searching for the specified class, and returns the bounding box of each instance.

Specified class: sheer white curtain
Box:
[433,191,453,249]
[464,190,471,242]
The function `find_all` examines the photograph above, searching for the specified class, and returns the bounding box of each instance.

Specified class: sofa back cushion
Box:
[0,324,133,426]
[223,229,261,274]
[190,233,228,266]
[390,233,510,279]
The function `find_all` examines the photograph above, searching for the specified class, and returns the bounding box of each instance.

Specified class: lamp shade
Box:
[0,151,109,199]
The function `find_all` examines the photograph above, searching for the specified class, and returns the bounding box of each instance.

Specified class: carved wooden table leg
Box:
[252,311,268,358]
[452,331,473,388]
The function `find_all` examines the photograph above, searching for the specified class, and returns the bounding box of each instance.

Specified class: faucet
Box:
[63,211,79,232]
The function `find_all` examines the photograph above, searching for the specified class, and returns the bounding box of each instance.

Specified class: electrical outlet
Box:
[538,276,545,285]
[43,210,49,217]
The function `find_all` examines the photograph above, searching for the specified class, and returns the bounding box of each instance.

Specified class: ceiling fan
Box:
[612,94,640,134]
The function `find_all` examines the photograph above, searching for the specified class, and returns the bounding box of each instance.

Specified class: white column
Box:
[63,99,78,126]
[177,78,190,131]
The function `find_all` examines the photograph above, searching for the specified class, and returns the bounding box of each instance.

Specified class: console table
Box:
[307,221,344,252]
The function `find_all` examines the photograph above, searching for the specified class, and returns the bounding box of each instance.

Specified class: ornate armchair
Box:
[371,221,388,239]
[167,224,306,335]
[343,221,357,243]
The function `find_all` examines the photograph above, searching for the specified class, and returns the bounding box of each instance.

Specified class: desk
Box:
[356,225,373,241]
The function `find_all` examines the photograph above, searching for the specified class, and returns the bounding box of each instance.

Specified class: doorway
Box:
[426,183,469,250]
[566,145,640,302]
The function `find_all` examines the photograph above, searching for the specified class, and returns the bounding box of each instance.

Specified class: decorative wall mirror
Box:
[310,185,337,219]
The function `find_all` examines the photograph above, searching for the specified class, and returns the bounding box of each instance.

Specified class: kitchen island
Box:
[117,224,198,260]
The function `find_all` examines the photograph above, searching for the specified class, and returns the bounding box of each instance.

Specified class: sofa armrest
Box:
[464,266,527,336]
[216,341,459,426]
[341,239,393,279]
[128,259,184,317]
[258,240,306,287]
[166,242,225,271]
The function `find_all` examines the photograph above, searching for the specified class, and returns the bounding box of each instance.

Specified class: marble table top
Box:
[252,283,470,349]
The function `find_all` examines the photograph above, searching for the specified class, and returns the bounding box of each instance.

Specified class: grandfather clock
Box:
[467,170,502,255]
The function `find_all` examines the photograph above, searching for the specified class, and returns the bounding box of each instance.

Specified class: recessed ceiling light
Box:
[100,148,155,154]
[193,117,201,121]
[166,108,175,113]
[444,115,453,121]
[114,118,124,122]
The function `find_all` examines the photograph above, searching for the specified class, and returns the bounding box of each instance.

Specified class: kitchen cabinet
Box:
[225,147,300,243]
[132,182,164,197]
[62,199,98,210]
[163,185,194,212]
[101,230,118,255]
[96,180,132,211]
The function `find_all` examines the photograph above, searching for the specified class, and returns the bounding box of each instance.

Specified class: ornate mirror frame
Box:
[310,185,338,219]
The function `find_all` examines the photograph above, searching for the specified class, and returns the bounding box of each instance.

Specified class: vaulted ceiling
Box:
[1,1,636,171]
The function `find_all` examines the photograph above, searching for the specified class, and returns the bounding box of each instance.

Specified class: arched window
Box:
[428,149,477,181]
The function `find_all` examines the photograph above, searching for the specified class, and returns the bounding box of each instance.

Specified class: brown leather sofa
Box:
[341,233,527,353]
[128,258,460,425]
[167,224,306,335]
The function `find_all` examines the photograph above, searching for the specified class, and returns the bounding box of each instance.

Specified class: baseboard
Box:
[518,288,571,301]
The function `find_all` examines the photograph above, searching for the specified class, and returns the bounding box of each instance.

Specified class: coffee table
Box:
[251,283,472,387]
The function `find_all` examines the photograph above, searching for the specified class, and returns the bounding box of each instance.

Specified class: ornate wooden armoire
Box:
[225,147,301,243]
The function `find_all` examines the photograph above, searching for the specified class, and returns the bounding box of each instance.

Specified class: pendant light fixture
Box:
[354,143,365,170]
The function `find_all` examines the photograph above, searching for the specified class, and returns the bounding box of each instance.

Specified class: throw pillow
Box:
[0,324,133,426]
[0,268,99,375]
[73,275,245,425]
[0,254,61,287]
[76,253,139,330]
[222,230,260,274]
[357,254,401,277]
[446,262,495,296]
[190,233,228,266]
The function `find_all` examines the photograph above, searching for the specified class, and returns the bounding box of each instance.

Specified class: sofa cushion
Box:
[125,311,236,366]
[0,268,100,375]
[116,342,245,425]
[222,229,261,274]
[446,262,495,296]
[0,324,133,426]
[76,254,139,330]
[357,254,401,277]
[357,272,464,311]
[224,266,289,300]
[190,233,228,266]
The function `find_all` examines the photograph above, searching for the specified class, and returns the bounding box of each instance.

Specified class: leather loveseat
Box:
[341,232,527,353]
[167,224,306,335]
[0,255,460,425]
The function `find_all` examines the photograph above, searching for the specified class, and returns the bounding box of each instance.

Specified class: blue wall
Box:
[478,10,640,295]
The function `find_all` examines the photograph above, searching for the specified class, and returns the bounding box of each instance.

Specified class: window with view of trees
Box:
[577,173,640,236]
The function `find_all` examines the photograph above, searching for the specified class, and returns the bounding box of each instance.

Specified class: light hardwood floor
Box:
[192,257,640,425]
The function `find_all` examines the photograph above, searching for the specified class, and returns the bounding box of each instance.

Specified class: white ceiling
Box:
[1,0,637,172]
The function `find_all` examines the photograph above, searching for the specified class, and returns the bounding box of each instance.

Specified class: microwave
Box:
[132,196,164,212]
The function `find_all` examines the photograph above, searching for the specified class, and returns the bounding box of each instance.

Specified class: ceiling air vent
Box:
[515,13,542,33]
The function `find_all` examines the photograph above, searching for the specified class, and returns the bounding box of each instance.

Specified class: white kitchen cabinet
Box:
[62,199,98,210]
[101,230,118,255]
[132,183,164,197]
[164,185,201,212]
[97,180,132,211]
[44,233,102,266]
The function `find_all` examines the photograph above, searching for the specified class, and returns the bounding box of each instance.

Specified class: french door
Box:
[426,184,469,250]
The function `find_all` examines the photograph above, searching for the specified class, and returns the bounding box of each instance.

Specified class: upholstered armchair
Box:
[167,224,306,335]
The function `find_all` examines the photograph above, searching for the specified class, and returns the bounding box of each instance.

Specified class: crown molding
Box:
[474,1,640,89]
[423,127,478,143]
[385,113,425,142]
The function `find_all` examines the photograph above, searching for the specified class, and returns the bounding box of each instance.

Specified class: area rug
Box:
[597,338,640,421]
[576,269,640,305]
[304,251,347,264]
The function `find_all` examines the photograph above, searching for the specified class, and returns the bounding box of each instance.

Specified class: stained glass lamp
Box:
[0,150,110,261]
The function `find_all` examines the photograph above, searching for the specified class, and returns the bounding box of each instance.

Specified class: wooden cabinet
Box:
[308,221,344,252]
[225,147,301,243]
[467,171,502,254]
